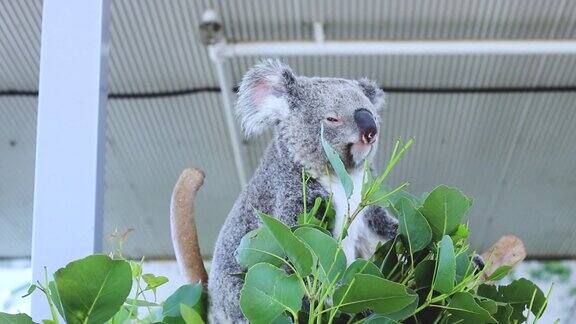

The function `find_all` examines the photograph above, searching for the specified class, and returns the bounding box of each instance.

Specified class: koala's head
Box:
[236,59,385,176]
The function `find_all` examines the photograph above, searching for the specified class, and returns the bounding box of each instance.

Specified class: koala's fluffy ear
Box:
[236,59,296,137]
[357,78,386,110]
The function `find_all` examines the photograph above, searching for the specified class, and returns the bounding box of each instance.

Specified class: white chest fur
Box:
[319,171,385,265]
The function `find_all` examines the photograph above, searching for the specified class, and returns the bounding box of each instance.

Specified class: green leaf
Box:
[419,185,472,241]
[493,304,513,324]
[272,313,293,324]
[451,224,470,243]
[384,290,419,321]
[130,260,142,278]
[21,284,36,298]
[373,240,398,278]
[433,235,456,294]
[294,227,346,285]
[163,316,185,324]
[414,260,435,290]
[341,259,382,285]
[180,304,204,324]
[477,298,498,314]
[258,211,314,276]
[477,279,547,322]
[125,298,160,307]
[455,252,474,284]
[54,255,132,324]
[110,306,131,323]
[240,263,305,324]
[373,184,422,208]
[364,315,400,324]
[236,227,286,269]
[48,281,64,318]
[486,265,513,281]
[333,274,417,315]
[394,198,432,253]
[163,283,206,319]
[321,124,353,199]
[446,292,497,323]
[0,313,34,324]
[142,273,169,290]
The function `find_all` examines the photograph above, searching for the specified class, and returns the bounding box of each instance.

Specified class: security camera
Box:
[199,9,224,45]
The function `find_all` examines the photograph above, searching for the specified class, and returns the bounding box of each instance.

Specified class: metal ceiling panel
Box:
[0,96,37,257]
[0,0,41,90]
[103,94,241,257]
[1,0,576,258]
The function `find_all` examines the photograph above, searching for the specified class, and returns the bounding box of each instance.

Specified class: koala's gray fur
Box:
[208,59,398,323]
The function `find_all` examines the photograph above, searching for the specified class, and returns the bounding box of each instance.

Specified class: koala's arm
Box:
[363,205,398,240]
[343,205,398,261]
[273,176,330,227]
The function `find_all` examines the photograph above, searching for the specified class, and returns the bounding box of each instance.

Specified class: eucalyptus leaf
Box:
[414,260,435,291]
[291,224,332,237]
[321,124,353,199]
[48,281,64,318]
[433,235,456,294]
[240,263,305,324]
[125,298,160,307]
[384,290,419,321]
[272,313,293,324]
[0,313,34,324]
[180,304,204,324]
[477,279,547,322]
[373,240,398,278]
[333,274,417,315]
[486,265,513,281]
[394,197,432,253]
[455,252,474,284]
[446,292,497,323]
[54,255,132,324]
[374,185,422,208]
[364,315,400,324]
[341,259,382,285]
[451,224,470,243]
[142,273,169,290]
[130,260,142,278]
[294,227,346,285]
[236,227,286,269]
[477,298,498,314]
[163,283,206,319]
[419,185,472,241]
[21,284,36,298]
[493,304,514,324]
[258,211,314,276]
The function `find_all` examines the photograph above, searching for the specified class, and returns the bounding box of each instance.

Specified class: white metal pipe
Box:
[209,46,248,187]
[219,40,576,57]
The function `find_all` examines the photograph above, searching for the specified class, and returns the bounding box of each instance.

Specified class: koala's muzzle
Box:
[354,108,377,144]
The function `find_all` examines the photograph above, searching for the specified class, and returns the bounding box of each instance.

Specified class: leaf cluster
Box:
[3,255,207,324]
[235,137,551,324]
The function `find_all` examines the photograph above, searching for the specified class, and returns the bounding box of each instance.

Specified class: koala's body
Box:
[171,60,399,323]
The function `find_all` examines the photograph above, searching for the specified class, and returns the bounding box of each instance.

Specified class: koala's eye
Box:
[326,116,341,123]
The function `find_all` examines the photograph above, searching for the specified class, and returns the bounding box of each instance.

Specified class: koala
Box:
[170,59,398,323]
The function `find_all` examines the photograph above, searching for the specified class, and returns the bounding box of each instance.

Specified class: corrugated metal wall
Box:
[1,0,575,258]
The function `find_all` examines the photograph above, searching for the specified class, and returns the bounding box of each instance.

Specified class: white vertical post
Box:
[31,0,110,320]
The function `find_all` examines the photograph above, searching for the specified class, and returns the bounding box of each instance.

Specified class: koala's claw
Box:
[472,254,485,271]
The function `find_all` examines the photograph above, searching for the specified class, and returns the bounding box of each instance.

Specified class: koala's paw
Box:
[364,206,398,240]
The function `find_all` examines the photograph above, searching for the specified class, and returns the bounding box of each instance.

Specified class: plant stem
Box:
[43,268,60,324]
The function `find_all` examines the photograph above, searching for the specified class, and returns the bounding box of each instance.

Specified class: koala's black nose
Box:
[354,108,377,144]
